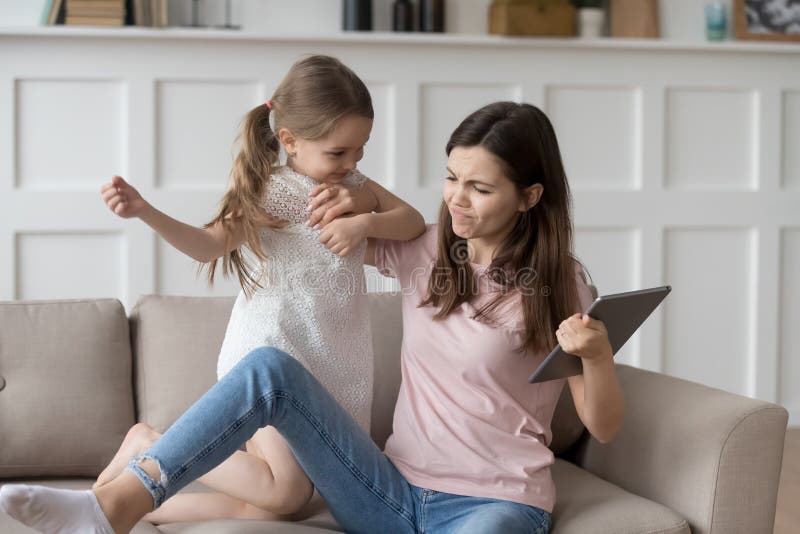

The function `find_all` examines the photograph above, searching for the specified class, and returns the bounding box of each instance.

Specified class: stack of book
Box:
[68,0,126,26]
[43,0,169,27]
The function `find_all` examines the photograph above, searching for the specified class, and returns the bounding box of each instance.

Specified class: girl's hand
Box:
[100,175,148,219]
[556,313,613,362]
[307,182,378,229]
[318,215,368,257]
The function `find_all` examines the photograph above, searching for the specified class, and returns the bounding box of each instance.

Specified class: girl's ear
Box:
[278,128,297,156]
[519,183,544,212]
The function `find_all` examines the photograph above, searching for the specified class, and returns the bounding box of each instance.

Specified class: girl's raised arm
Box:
[100,175,245,263]
[359,179,425,241]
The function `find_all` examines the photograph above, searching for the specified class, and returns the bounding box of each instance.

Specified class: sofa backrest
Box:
[0,299,135,478]
[129,295,232,435]
[131,293,585,454]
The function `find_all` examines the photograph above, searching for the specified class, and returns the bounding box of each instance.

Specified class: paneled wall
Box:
[1,28,798,423]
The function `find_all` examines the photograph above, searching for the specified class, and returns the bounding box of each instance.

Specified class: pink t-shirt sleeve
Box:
[373,224,438,283]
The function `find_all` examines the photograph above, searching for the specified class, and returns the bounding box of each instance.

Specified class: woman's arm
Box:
[101,175,245,263]
[559,313,625,444]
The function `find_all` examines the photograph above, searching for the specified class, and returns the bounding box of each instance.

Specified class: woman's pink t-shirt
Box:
[374,225,593,513]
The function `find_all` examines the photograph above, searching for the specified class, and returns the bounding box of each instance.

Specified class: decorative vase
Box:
[578,7,605,37]
[419,0,445,33]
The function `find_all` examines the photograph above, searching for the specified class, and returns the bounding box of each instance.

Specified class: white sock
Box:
[0,484,115,534]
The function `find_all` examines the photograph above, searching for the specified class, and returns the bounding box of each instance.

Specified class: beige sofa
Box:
[0,294,788,533]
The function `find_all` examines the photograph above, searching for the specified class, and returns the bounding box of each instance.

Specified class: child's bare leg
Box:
[96,423,314,516]
[95,423,159,489]
[204,426,314,514]
[142,492,286,524]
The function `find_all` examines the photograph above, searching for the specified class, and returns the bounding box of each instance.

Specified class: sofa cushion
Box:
[2,461,693,534]
[364,292,403,449]
[131,293,406,448]
[130,295,232,433]
[550,381,588,456]
[551,459,690,533]
[0,299,135,477]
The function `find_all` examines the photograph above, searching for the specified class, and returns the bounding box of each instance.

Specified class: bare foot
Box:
[94,423,161,490]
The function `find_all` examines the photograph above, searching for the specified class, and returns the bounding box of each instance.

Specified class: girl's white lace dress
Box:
[216,166,373,432]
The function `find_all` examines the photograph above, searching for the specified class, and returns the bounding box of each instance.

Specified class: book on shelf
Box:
[65,16,125,26]
[132,0,168,27]
[45,0,66,25]
[40,0,54,24]
[67,6,126,17]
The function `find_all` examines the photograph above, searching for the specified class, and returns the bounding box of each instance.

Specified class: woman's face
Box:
[444,145,541,259]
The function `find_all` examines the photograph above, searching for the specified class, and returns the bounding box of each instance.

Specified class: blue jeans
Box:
[126,347,552,534]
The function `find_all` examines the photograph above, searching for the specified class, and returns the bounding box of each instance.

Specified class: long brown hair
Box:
[421,101,580,355]
[202,55,373,295]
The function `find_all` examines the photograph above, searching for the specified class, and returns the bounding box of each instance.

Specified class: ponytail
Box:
[202,103,286,296]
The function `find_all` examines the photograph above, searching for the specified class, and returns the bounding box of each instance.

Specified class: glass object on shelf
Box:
[705,1,727,41]
[215,0,240,30]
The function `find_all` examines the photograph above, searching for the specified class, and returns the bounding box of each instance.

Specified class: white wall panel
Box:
[663,228,755,396]
[16,232,125,301]
[665,88,757,190]
[419,83,519,188]
[547,86,640,190]
[359,83,393,188]
[784,91,800,190]
[780,229,800,414]
[15,79,124,190]
[157,80,261,189]
[156,237,240,297]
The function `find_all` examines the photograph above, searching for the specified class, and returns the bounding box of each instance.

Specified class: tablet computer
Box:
[528,285,671,384]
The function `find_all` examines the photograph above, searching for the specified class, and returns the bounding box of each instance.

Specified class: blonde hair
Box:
[202,55,374,295]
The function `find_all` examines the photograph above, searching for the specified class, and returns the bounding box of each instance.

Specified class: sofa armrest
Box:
[573,364,787,534]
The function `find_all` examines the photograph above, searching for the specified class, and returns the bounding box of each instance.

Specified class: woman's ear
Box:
[519,183,544,212]
[278,128,297,157]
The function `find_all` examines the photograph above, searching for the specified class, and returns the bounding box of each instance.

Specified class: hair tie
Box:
[265,100,273,110]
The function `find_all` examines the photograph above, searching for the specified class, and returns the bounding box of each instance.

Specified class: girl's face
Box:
[444,145,543,263]
[281,114,372,183]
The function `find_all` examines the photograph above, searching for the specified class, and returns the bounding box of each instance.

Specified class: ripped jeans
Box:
[125,347,552,534]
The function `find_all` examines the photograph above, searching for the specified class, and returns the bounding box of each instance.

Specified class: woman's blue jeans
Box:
[125,347,552,534]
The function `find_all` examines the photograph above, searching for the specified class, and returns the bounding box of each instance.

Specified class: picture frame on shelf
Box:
[733,0,800,42]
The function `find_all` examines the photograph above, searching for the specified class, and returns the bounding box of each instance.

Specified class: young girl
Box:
[93,54,426,523]
[1,101,622,534]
